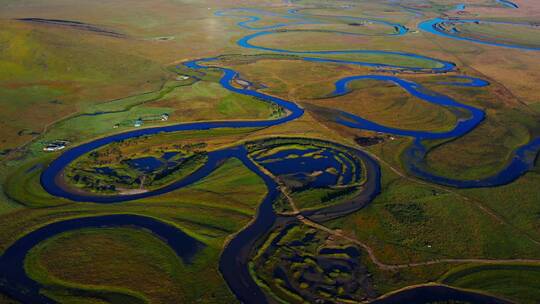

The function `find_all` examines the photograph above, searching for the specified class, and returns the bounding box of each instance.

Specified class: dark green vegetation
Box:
[65,141,208,194]
[252,224,376,303]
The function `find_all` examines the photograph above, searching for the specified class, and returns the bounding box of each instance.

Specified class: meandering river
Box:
[1,5,537,304]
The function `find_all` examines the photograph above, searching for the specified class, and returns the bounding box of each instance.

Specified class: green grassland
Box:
[282,3,417,21]
[217,57,445,104]
[25,227,184,304]
[290,186,362,210]
[248,31,387,52]
[0,0,540,303]
[452,22,540,49]
[4,154,73,208]
[308,71,540,182]
[0,20,168,152]
[152,81,279,121]
[0,57,275,208]
[1,154,268,303]
[215,58,357,99]
[312,79,459,132]
[282,22,400,36]
[320,163,540,302]
[214,58,459,134]
[17,69,277,159]
[329,165,540,264]
[309,52,445,69]
[457,170,540,244]
[419,81,540,181]
[3,127,263,208]
[439,264,540,304]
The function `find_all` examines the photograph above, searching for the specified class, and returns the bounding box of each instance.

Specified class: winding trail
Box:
[1,5,539,304]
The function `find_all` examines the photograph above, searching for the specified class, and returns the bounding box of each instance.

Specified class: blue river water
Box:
[329,74,539,187]
[1,5,538,304]
[371,285,512,304]
[215,8,310,30]
[236,30,457,73]
[436,75,490,87]
[254,147,356,188]
[496,0,519,9]
[419,18,540,51]
[331,75,485,141]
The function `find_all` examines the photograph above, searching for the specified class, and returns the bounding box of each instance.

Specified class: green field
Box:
[440,264,540,304]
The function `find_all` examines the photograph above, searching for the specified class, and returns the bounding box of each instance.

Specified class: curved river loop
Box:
[1,3,538,304]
